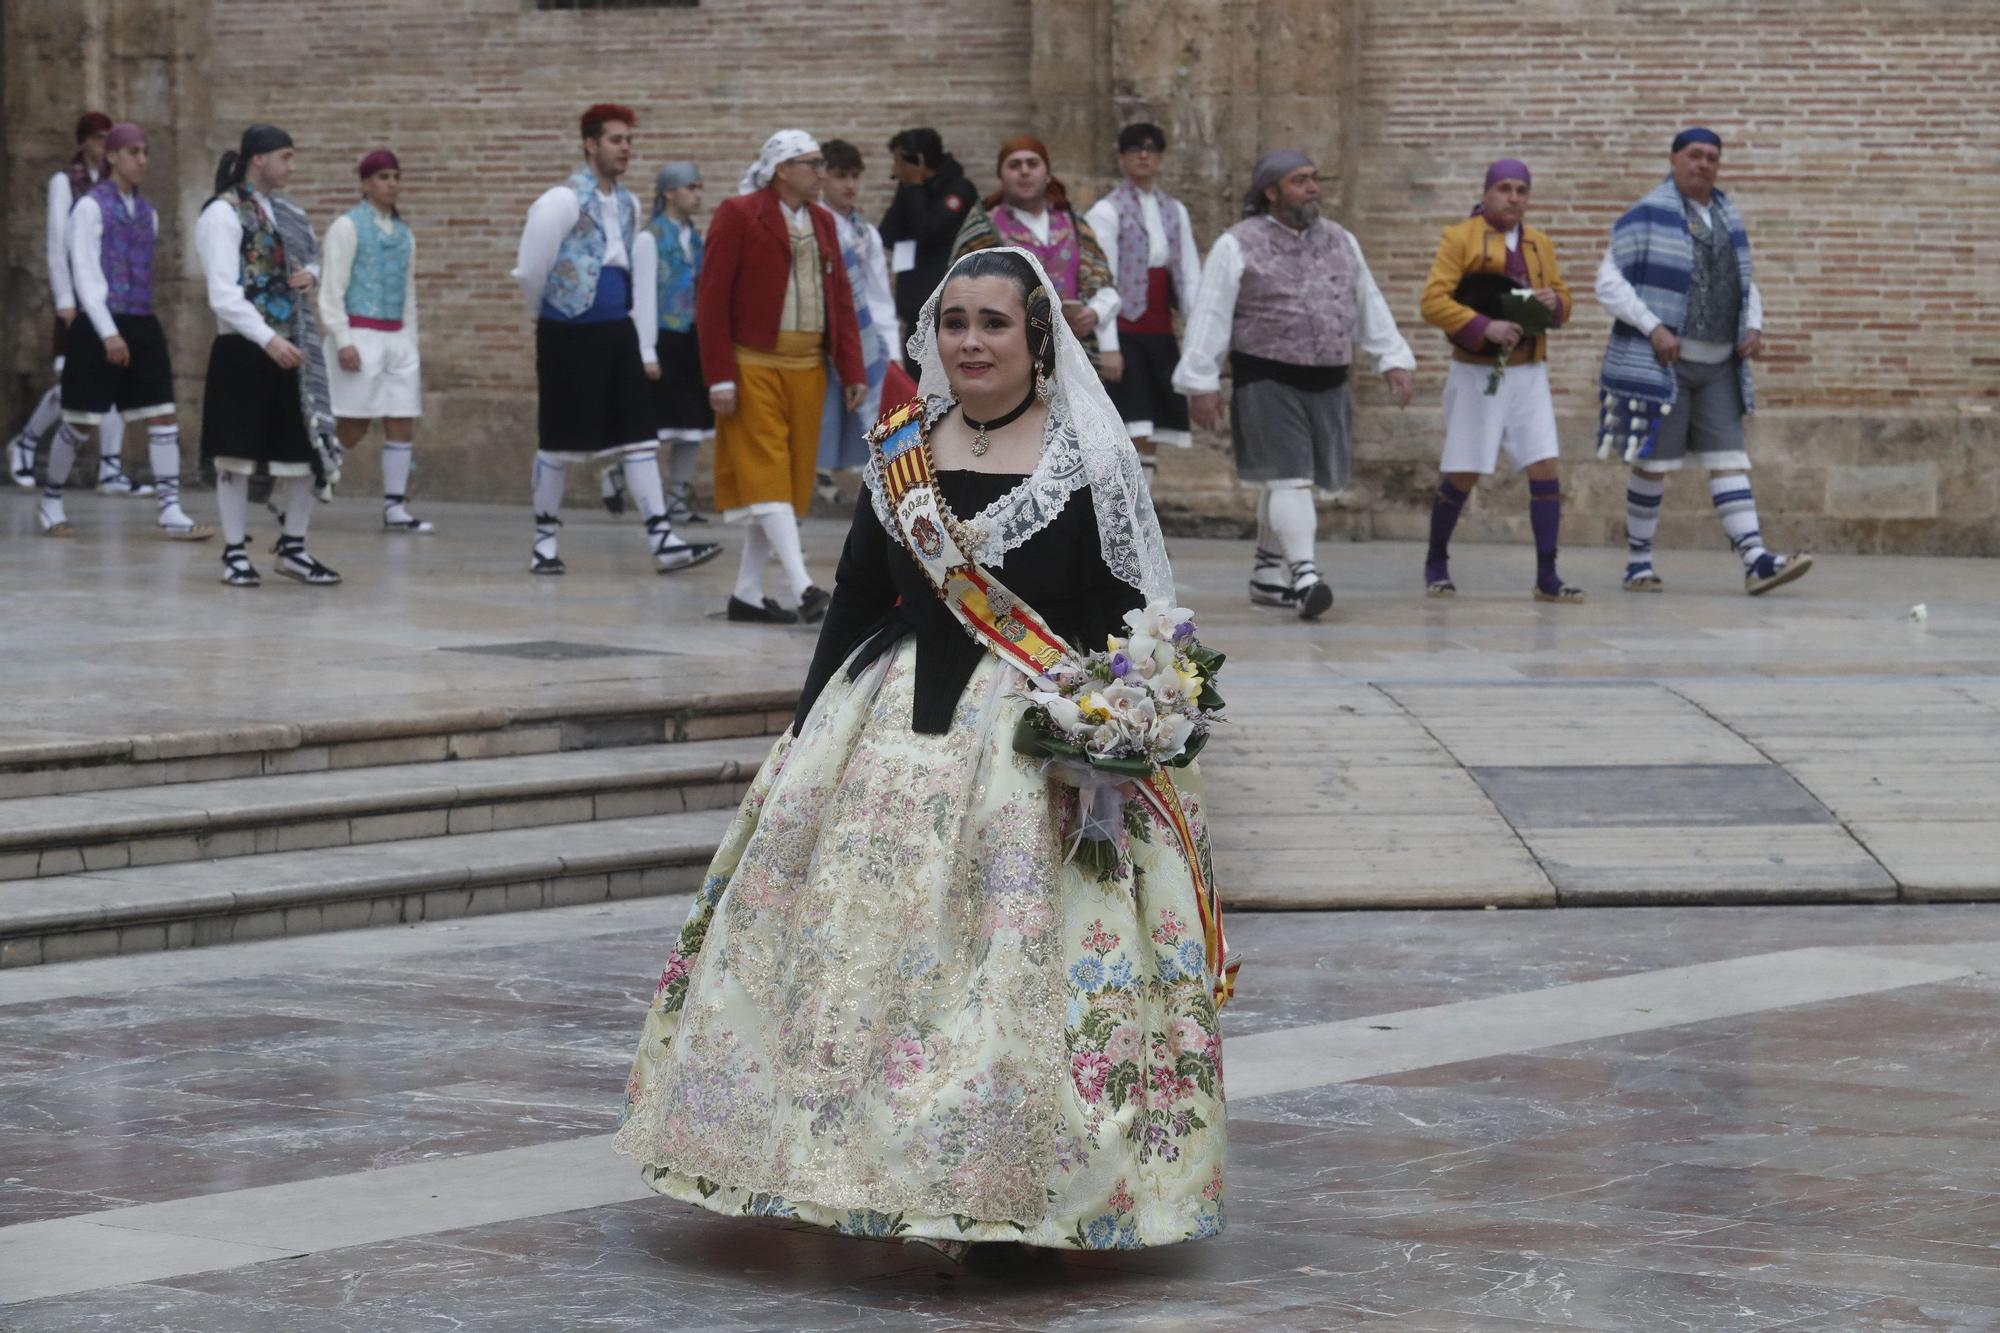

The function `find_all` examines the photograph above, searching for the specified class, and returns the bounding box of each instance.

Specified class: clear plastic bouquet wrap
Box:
[1486,287,1556,395]
[1012,600,1226,876]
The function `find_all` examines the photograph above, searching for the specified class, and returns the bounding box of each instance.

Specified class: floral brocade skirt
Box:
[612,639,1227,1249]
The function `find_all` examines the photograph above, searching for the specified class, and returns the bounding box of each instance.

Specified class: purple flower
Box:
[1109,652,1132,678]
[1172,620,1196,644]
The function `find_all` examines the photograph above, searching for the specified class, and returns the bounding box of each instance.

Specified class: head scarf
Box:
[357,148,399,179]
[68,112,114,195]
[895,246,1175,603]
[1484,158,1530,189]
[1243,149,1312,218]
[1672,126,1723,154]
[104,123,145,154]
[738,130,818,195]
[988,134,1069,212]
[652,161,700,220]
[213,122,294,197]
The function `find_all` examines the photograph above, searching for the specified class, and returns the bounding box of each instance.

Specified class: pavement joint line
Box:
[1,939,1989,1306]
[1657,680,1904,898]
[1367,680,1557,900]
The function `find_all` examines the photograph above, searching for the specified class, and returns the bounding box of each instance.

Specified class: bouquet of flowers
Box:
[1485,288,1556,395]
[1013,600,1226,876]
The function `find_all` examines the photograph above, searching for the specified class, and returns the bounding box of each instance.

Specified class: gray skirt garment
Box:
[1230,377,1353,490]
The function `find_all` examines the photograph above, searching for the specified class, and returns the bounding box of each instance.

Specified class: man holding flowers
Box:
[1417,157,1579,602]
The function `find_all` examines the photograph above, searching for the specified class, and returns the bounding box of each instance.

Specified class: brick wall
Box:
[1349,0,1998,416]
[5,0,1996,552]
[193,0,1034,500]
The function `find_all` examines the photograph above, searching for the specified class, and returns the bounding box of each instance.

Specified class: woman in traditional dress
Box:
[615,247,1229,1258]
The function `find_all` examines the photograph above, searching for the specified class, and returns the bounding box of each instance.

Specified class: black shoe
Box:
[273,536,341,586]
[1297,579,1334,621]
[530,551,566,575]
[797,585,831,623]
[727,595,799,624]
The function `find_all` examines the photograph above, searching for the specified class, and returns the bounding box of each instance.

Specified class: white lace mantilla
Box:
[867,247,1176,603]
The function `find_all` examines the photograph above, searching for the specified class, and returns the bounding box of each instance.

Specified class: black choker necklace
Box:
[960,388,1038,457]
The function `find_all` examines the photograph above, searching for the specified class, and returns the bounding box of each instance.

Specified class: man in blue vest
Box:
[512,103,721,577]
[320,148,430,533]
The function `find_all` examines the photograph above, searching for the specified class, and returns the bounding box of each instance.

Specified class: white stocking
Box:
[1266,484,1318,573]
[759,508,813,603]
[216,471,250,546]
[733,522,771,604]
[281,476,315,537]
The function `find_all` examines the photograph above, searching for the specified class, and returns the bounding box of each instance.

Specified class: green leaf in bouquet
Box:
[1196,682,1225,712]
[1186,644,1226,676]
[1165,728,1211,768]
[1500,290,1556,338]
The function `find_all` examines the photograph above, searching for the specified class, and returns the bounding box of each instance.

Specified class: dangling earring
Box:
[1035,366,1051,401]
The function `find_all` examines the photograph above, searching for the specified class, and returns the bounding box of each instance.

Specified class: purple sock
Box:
[1529,477,1563,592]
[1426,478,1468,584]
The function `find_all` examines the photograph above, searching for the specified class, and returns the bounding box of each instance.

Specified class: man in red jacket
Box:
[699,129,866,625]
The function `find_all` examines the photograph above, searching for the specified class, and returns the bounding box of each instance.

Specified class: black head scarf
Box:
[212,123,294,198]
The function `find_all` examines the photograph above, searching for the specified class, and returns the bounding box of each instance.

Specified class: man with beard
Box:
[512,103,720,577]
[1173,150,1415,620]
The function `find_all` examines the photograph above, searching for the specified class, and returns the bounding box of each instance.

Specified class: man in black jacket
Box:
[879,128,977,375]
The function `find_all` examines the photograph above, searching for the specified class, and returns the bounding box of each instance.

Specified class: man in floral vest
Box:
[950,135,1119,355]
[1083,122,1205,491]
[513,103,721,577]
[1172,149,1415,621]
[319,148,430,533]
[42,122,209,542]
[197,123,339,586]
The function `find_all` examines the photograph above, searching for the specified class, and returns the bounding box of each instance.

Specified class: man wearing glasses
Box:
[698,130,866,625]
[1083,122,1204,491]
[879,128,977,375]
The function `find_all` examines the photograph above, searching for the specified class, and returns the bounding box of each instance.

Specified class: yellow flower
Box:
[1081,692,1111,723]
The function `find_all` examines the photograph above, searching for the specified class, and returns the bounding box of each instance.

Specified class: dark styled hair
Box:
[888,127,944,168]
[936,249,1056,378]
[581,103,637,141]
[1118,122,1166,154]
[822,139,864,175]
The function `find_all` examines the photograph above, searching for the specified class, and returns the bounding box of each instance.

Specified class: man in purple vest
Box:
[42,123,210,541]
[1173,150,1415,621]
[9,112,145,497]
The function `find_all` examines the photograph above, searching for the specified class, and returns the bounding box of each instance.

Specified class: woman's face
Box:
[937,274,1033,401]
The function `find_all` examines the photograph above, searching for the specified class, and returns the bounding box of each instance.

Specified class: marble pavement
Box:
[5,493,1997,909]
[3,493,1999,1328]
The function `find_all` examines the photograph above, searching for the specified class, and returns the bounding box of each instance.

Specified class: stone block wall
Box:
[4,0,1995,552]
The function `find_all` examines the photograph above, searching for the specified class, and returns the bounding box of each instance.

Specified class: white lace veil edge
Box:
[866,245,1175,606]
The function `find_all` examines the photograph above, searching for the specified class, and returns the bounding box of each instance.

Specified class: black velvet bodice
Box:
[794,472,1145,734]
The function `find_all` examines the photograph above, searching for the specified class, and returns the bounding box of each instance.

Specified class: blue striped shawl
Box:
[1598,177,1755,414]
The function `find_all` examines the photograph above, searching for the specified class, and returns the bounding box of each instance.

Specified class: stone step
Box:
[0,809,737,968]
[0,737,773,883]
[0,687,799,800]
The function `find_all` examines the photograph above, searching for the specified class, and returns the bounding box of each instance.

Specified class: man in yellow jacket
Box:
[1417,158,1579,602]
